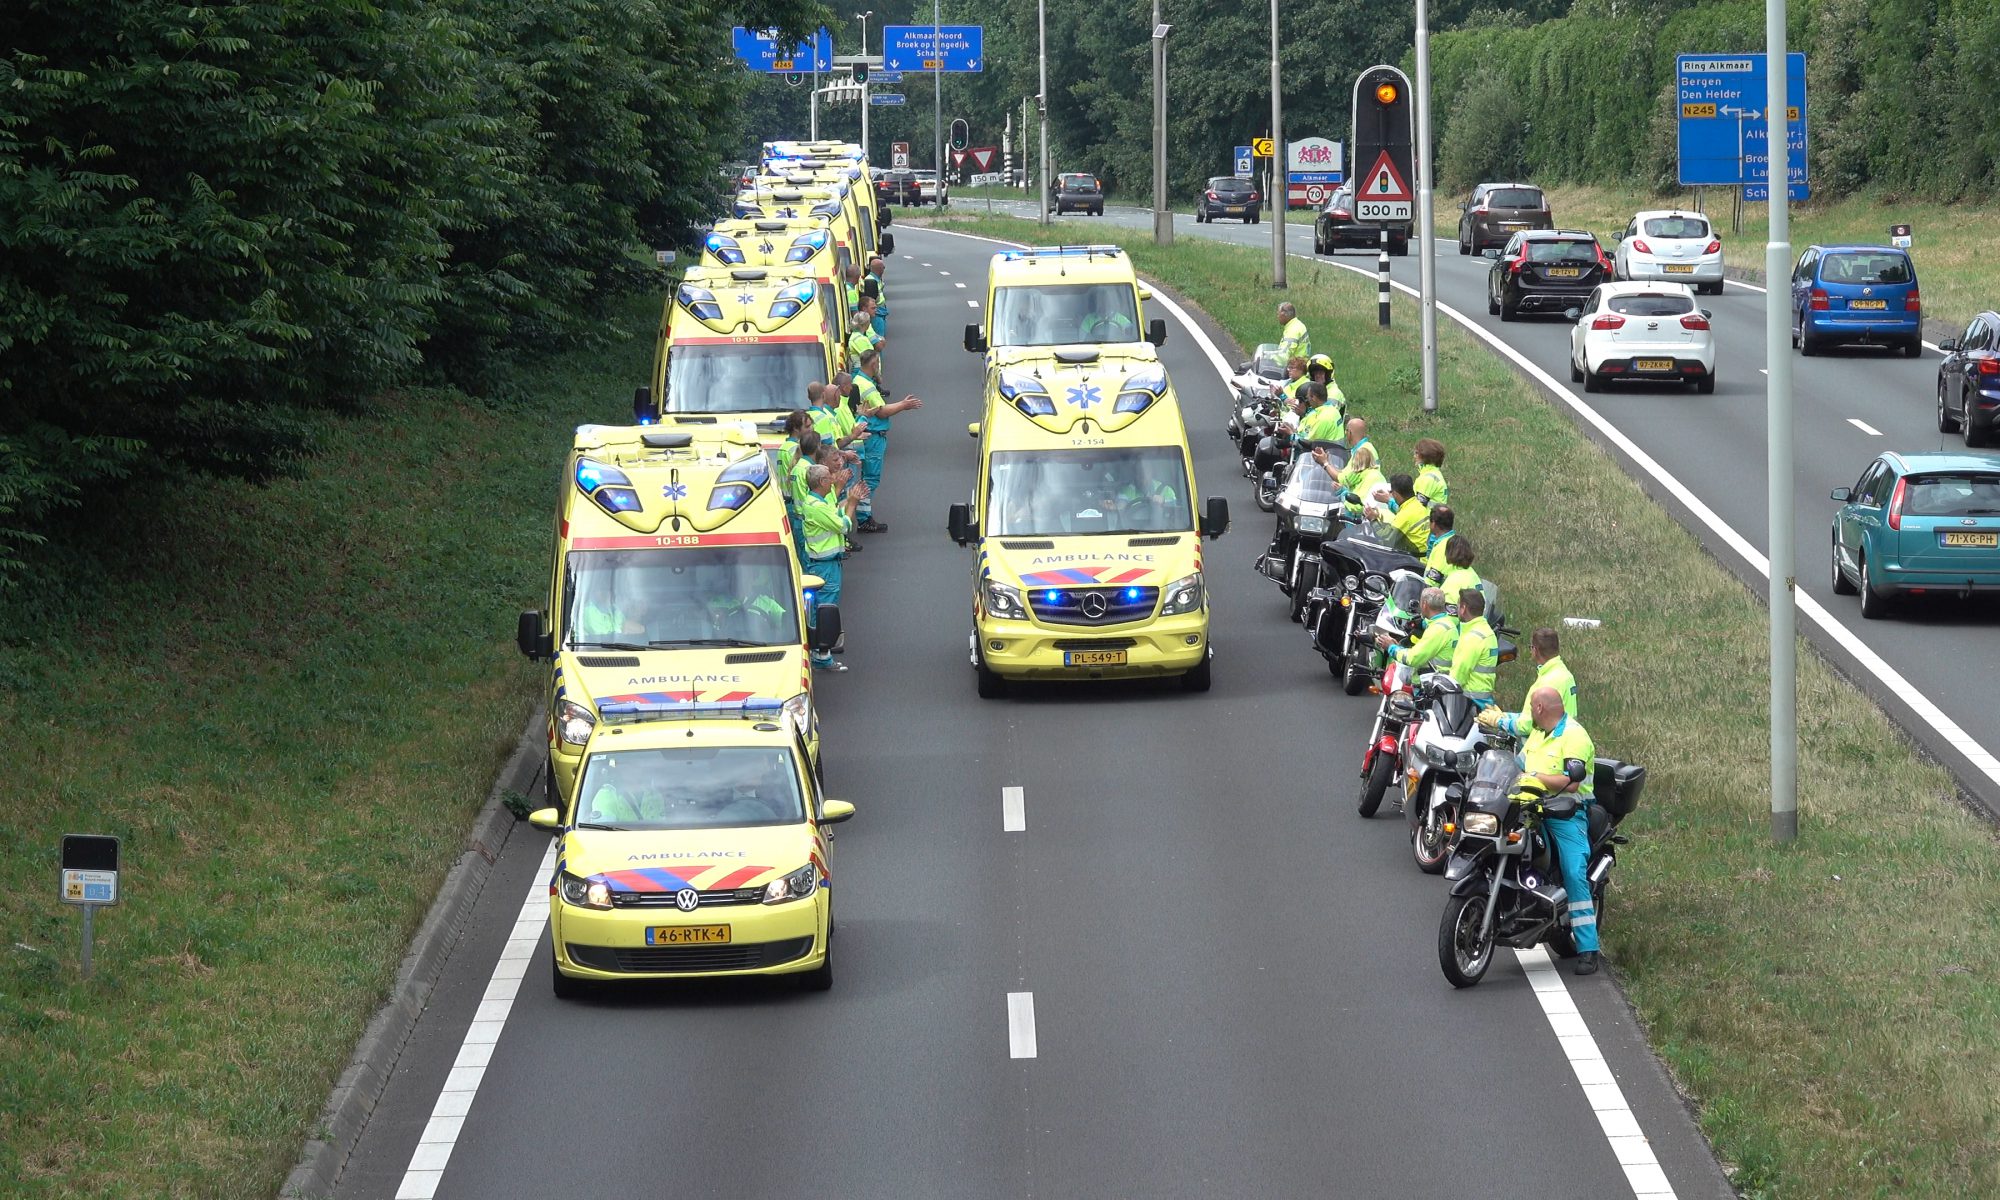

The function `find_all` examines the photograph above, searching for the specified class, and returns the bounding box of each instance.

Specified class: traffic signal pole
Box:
[1267,0,1285,287]
[1414,0,1439,412]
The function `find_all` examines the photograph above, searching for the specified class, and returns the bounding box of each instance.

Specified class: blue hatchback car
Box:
[1830,451,2000,617]
[1790,244,1923,358]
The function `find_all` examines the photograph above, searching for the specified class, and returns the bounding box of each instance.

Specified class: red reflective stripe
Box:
[571,533,785,548]
[711,865,768,890]
[1108,568,1152,584]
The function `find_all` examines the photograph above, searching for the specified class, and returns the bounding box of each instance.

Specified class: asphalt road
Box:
[965,197,2000,814]
[332,224,1732,1199]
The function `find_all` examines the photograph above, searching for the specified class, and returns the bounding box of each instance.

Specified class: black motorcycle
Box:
[1437,749,1646,988]
[1304,524,1423,694]
[1256,448,1350,621]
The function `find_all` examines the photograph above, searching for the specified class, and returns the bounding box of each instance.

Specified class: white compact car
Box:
[1569,282,1718,394]
[1613,210,1724,295]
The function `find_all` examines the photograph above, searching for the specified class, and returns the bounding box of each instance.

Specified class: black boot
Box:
[1573,951,1599,976]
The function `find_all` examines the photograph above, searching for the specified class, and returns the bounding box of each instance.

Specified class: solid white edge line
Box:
[1515,947,1679,1198]
[1848,418,1883,436]
[391,841,557,1200]
[1006,991,1038,1059]
[1001,784,1026,832]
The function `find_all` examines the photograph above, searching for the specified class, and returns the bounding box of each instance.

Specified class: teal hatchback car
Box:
[1830,451,2000,617]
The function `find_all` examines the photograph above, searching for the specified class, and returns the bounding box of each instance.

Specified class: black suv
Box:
[876,169,921,206]
[1313,185,1406,254]
[1196,176,1260,224]
[1053,172,1105,215]
[1485,230,1610,321]
[1458,182,1553,255]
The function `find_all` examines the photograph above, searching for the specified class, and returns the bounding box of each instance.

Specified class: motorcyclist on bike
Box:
[1422,504,1456,579]
[1365,473,1432,557]
[1376,587,1456,674]
[1479,627,1578,737]
[1448,586,1499,705]
[1512,686,1600,974]
[1434,532,1483,616]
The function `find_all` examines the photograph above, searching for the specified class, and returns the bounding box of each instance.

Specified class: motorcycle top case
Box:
[1592,758,1646,818]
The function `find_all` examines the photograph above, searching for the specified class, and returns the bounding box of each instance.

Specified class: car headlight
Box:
[984,578,1027,619]
[762,863,818,905]
[558,873,614,910]
[557,698,596,746]
[1460,812,1499,836]
[783,691,813,733]
[1298,515,1329,534]
[1159,572,1204,616]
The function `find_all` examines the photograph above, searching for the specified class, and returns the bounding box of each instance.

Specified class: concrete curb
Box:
[280,710,545,1200]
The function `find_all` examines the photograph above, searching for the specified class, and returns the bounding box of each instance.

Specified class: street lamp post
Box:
[856,11,873,159]
[1766,0,1797,842]
[1268,0,1285,287]
[1413,0,1438,412]
[1037,0,1050,226]
[932,0,943,193]
[1152,10,1172,245]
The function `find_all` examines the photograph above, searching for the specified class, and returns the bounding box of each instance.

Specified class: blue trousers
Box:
[787,503,807,564]
[858,434,886,518]
[1546,810,1598,953]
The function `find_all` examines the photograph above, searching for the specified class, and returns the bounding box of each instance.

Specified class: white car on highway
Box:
[1613,210,1724,295]
[1569,282,1718,394]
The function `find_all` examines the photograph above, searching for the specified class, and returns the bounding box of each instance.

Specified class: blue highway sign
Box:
[1234,146,1253,178]
[882,25,983,73]
[1742,182,1812,202]
[732,27,834,72]
[1677,54,1806,188]
[869,93,906,106]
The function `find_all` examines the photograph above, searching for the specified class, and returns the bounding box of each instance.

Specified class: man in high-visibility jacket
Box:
[1448,586,1499,703]
[1368,473,1433,557]
[787,428,821,564]
[863,255,889,335]
[1413,437,1449,507]
[1515,685,1600,974]
[800,462,866,671]
[1277,301,1311,362]
[850,347,922,533]
[1482,626,1579,736]
[1378,587,1456,673]
[1337,418,1374,492]
[841,264,863,325]
[1296,380,1347,443]
[1423,504,1456,581]
[1307,353,1344,412]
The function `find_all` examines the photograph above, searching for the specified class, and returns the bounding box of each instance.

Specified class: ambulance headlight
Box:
[983,579,1027,619]
[783,691,813,732]
[557,699,597,746]
[762,863,819,905]
[1159,572,1204,616]
[559,873,614,910]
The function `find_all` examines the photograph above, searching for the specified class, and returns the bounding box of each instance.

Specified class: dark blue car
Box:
[1829,451,2000,617]
[1789,244,1923,357]
[1935,310,2000,448]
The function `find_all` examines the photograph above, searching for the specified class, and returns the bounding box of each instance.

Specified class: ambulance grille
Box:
[574,655,641,667]
[612,887,762,908]
[567,936,815,974]
[1000,540,1056,549]
[1128,535,1180,546]
[723,650,787,664]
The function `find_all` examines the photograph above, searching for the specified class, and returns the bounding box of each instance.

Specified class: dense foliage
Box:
[0,0,824,583]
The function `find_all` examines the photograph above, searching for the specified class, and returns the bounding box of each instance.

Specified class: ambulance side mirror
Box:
[947,502,978,546]
[1201,497,1230,540]
[881,232,896,254]
[1147,318,1168,346]
[517,611,553,660]
[631,385,652,424]
[810,605,842,654]
[528,807,562,830]
[964,324,987,353]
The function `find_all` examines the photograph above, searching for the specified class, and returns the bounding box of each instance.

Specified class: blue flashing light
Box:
[707,482,754,512]
[810,201,844,217]
[766,280,816,321]
[1123,587,1142,602]
[677,283,723,321]
[717,453,772,488]
[705,234,745,264]
[575,457,632,493]
[595,487,643,514]
[1015,394,1058,417]
[1113,390,1156,415]
[1044,589,1064,604]
[996,370,1049,403]
[784,231,828,263]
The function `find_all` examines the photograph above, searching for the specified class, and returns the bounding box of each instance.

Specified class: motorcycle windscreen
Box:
[1466,748,1520,809]
[1279,456,1341,508]
[1433,690,1479,738]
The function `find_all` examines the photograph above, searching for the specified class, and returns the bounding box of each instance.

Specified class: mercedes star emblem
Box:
[673,888,700,912]
[1080,592,1109,618]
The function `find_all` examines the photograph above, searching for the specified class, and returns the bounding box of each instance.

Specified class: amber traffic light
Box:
[1374,81,1399,106]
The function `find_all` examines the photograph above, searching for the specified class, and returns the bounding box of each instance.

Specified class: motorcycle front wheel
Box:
[1439,892,1496,988]
[1357,752,1394,817]
[1413,802,1455,873]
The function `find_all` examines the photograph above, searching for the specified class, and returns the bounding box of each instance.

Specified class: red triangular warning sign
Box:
[1362,151,1412,202]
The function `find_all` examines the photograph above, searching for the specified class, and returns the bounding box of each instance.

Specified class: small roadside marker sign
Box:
[1356,150,1412,221]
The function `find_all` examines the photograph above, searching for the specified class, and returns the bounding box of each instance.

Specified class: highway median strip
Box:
[920,213,2000,1199]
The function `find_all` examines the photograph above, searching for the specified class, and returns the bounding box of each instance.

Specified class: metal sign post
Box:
[1763,17,1797,844]
[1267,0,1284,288]
[1413,0,1439,414]
[61,834,121,979]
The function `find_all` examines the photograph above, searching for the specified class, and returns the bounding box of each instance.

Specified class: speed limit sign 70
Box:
[1305,184,1327,205]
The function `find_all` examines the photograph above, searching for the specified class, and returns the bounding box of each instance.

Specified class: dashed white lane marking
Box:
[1007,991,1038,1058]
[939,269,951,275]
[1002,785,1025,832]
[392,840,557,1200]
[1848,418,1883,436]
[967,299,979,308]
[922,261,932,266]
[955,281,967,288]
[1516,948,1679,1198]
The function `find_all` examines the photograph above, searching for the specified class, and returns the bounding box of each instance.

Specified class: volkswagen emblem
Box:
[1080,591,1109,618]
[673,888,700,912]
[1862,286,1873,296]
[1965,518,1981,526]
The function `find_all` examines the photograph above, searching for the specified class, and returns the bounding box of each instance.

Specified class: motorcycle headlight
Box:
[1454,749,1479,773]
[1298,515,1329,534]
[558,873,614,910]
[1426,743,1450,767]
[557,698,596,746]
[1343,574,1360,592]
[1159,572,1204,616]
[762,863,819,905]
[1460,812,1499,836]
[984,579,1028,619]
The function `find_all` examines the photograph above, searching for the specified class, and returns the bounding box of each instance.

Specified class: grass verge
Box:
[927,212,2000,1199]
[1436,183,1994,333]
[0,300,651,1197]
